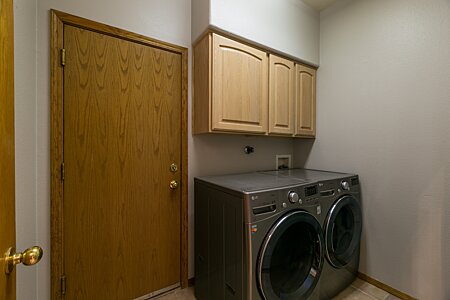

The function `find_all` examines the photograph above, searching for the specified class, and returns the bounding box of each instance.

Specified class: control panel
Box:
[248,175,359,222]
[249,186,320,222]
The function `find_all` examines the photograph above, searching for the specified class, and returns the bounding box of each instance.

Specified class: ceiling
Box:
[302,0,339,11]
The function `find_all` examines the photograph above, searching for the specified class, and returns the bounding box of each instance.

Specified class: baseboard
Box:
[187,274,416,299]
[357,272,417,300]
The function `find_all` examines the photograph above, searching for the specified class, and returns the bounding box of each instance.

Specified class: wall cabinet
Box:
[194,33,268,134]
[193,32,316,138]
[295,64,316,137]
[269,54,295,135]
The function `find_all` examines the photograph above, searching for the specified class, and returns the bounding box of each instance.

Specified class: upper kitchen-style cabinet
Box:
[269,54,295,135]
[295,64,316,137]
[193,31,317,138]
[193,33,268,134]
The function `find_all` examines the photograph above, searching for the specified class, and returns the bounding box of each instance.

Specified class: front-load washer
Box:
[318,175,362,299]
[194,171,325,300]
[272,169,362,299]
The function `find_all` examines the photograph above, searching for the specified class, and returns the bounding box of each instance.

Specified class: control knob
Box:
[341,181,350,191]
[288,191,299,203]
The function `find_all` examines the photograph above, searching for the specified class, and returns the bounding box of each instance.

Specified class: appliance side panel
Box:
[195,180,245,299]
[209,190,225,298]
[194,181,211,300]
[224,194,244,299]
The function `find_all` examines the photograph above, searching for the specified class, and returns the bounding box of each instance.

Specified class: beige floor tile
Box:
[333,285,378,300]
[156,287,196,300]
[156,281,397,300]
[351,278,390,300]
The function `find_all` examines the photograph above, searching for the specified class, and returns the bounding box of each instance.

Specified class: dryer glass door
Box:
[325,195,362,268]
[257,211,324,300]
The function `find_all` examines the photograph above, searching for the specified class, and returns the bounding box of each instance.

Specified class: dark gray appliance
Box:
[276,169,362,299]
[195,169,360,300]
[195,169,361,300]
[317,174,362,299]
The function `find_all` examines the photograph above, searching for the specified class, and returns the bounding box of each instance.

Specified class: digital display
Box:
[305,185,318,197]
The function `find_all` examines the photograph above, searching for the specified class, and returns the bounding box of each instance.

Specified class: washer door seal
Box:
[257,210,324,300]
[325,195,362,268]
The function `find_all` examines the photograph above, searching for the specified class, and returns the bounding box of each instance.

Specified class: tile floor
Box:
[155,278,400,300]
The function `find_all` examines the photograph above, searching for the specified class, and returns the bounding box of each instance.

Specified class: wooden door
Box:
[0,0,16,297]
[211,33,268,133]
[51,11,188,299]
[268,54,295,135]
[295,64,316,137]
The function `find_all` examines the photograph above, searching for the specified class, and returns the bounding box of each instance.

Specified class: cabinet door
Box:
[269,54,295,135]
[295,64,316,137]
[212,34,268,133]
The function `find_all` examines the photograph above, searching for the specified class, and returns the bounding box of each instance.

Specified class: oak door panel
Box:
[63,25,181,299]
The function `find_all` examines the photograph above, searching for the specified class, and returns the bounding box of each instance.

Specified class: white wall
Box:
[193,0,320,65]
[191,0,210,43]
[14,0,295,299]
[295,0,450,298]
[14,0,37,299]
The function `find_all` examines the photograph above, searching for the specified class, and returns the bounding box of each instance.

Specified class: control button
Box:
[316,205,321,215]
[299,198,303,205]
[288,191,299,204]
[282,202,287,208]
[341,181,350,191]
[337,188,341,193]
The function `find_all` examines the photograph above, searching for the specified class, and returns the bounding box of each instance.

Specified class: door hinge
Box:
[61,162,65,181]
[60,275,66,295]
[60,48,66,66]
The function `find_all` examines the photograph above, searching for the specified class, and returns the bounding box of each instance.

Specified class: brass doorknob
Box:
[170,180,179,189]
[4,246,43,274]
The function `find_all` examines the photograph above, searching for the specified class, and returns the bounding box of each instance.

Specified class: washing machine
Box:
[318,174,362,299]
[194,171,325,300]
[280,169,362,299]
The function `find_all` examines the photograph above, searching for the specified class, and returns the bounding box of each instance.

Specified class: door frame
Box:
[0,0,16,297]
[50,10,189,298]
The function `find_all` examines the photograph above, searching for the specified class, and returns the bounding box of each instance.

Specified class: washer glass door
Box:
[258,210,324,300]
[325,195,362,268]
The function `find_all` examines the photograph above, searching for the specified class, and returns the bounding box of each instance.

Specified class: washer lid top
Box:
[195,168,355,194]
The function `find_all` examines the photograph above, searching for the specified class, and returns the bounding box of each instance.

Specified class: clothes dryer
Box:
[195,172,325,300]
[318,176,362,299]
[276,169,362,299]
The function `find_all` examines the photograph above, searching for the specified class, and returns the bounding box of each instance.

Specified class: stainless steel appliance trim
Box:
[245,223,253,300]
[256,210,323,300]
[257,212,293,300]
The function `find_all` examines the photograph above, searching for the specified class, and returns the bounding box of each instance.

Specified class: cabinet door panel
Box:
[269,55,294,135]
[212,34,268,133]
[295,64,316,137]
